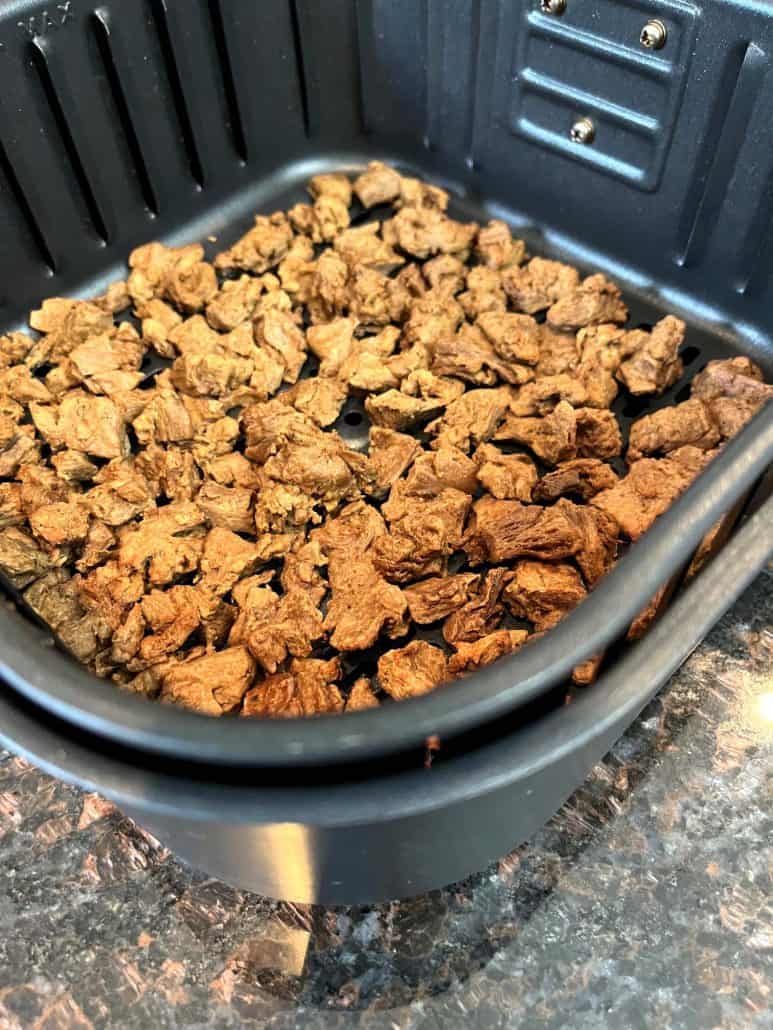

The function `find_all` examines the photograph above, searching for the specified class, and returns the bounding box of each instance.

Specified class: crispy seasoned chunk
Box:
[495,400,577,465]
[31,393,129,459]
[334,223,404,274]
[508,374,588,417]
[325,552,408,651]
[0,483,23,529]
[464,496,583,564]
[627,399,720,462]
[592,450,710,540]
[289,194,350,243]
[160,646,255,716]
[29,298,114,361]
[373,484,471,583]
[534,458,619,502]
[427,386,511,452]
[353,161,404,208]
[385,207,477,260]
[503,560,586,631]
[242,657,343,718]
[555,499,618,587]
[474,444,537,501]
[404,573,479,624]
[404,445,478,496]
[691,356,773,438]
[368,427,421,494]
[476,311,540,367]
[196,482,254,534]
[502,257,580,314]
[377,640,448,700]
[448,629,529,676]
[346,677,380,711]
[617,316,685,395]
[214,213,293,273]
[443,568,508,644]
[197,528,260,596]
[0,527,66,588]
[546,274,627,330]
[281,376,348,428]
[118,502,206,586]
[475,220,525,270]
[229,587,324,673]
[29,501,89,548]
[365,388,445,430]
[430,324,528,387]
[312,499,387,558]
[576,408,623,459]
[280,539,327,606]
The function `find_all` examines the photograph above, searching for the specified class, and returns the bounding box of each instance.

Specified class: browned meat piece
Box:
[76,521,116,573]
[324,552,408,651]
[76,559,145,631]
[346,677,380,711]
[127,242,218,311]
[289,192,350,243]
[495,400,577,465]
[280,376,348,428]
[474,443,537,501]
[447,629,529,676]
[308,172,352,207]
[132,387,195,446]
[555,499,618,587]
[502,257,580,314]
[396,177,449,211]
[690,356,773,438]
[349,268,411,329]
[427,386,511,452]
[423,254,467,296]
[160,646,255,716]
[404,291,464,347]
[0,483,23,529]
[30,393,129,459]
[617,316,685,395]
[368,427,421,494]
[118,502,207,587]
[443,568,508,644]
[280,539,327,606]
[575,408,623,459]
[136,298,183,358]
[51,450,99,484]
[309,251,350,322]
[627,399,720,462]
[0,421,39,478]
[572,654,604,686]
[29,298,114,362]
[404,573,479,624]
[197,528,260,596]
[243,657,343,718]
[253,310,307,384]
[214,213,293,274]
[546,274,628,330]
[306,317,357,377]
[375,484,471,583]
[0,527,66,588]
[385,207,477,260]
[0,330,35,367]
[475,220,525,270]
[476,311,540,366]
[0,365,54,405]
[136,586,232,666]
[196,482,254,534]
[16,465,71,514]
[365,389,446,430]
[503,560,586,631]
[353,161,403,208]
[403,445,478,496]
[205,275,266,331]
[377,640,448,700]
[430,324,530,387]
[536,325,581,377]
[229,587,324,673]
[534,458,619,502]
[592,449,711,540]
[508,374,588,417]
[334,223,404,274]
[312,499,387,558]
[463,495,583,564]
[29,501,89,548]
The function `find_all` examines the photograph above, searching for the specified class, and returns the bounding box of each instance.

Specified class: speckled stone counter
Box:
[0,569,770,1030]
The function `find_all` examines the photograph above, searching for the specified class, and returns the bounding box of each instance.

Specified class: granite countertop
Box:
[0,569,770,1029]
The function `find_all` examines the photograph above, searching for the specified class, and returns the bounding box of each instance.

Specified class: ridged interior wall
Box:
[0,0,771,339]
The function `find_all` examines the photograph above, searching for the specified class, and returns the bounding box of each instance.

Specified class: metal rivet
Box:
[640,19,667,49]
[540,0,566,16]
[570,117,595,144]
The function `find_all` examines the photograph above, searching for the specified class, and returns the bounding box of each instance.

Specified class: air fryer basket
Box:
[0,0,772,902]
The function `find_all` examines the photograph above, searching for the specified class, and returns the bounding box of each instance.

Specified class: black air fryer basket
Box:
[0,0,771,903]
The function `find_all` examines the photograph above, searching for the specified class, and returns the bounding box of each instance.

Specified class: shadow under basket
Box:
[0,0,772,903]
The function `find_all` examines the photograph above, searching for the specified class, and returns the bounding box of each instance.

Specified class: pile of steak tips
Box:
[0,162,770,719]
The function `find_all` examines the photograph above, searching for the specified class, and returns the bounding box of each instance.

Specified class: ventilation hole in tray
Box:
[681,345,701,366]
[344,410,364,427]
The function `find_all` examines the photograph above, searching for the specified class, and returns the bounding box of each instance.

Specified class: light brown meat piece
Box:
[348,268,411,329]
[385,207,477,260]
[555,499,618,587]
[427,386,511,452]
[0,483,23,529]
[447,629,529,676]
[118,502,207,586]
[627,399,720,462]
[690,356,773,438]
[536,326,581,377]
[503,560,587,631]
[136,586,232,666]
[346,677,380,711]
[404,573,479,624]
[572,654,604,686]
[534,458,619,502]
[0,420,39,478]
[31,393,129,460]
[280,539,327,606]
[160,646,256,716]
[374,484,471,583]
[51,450,99,484]
[463,495,583,564]
[229,587,324,673]
[475,220,525,270]
[28,501,89,548]
[476,311,540,367]
[205,275,266,331]
[403,445,478,496]
[443,568,509,644]
[404,291,464,346]
[508,374,588,417]
[591,450,711,540]
[280,376,348,428]
[430,324,529,387]
[324,552,408,651]
[423,254,466,296]
[197,528,260,596]
[214,213,294,273]
[334,223,404,274]
[312,499,387,559]
[368,427,421,494]
[575,408,623,459]
[128,242,217,311]
[377,640,448,700]
[353,161,403,208]
[0,527,66,588]
[196,482,254,534]
[495,400,577,465]
[617,316,685,395]
[28,298,114,361]
[365,389,446,431]
[474,444,537,501]
[242,657,343,718]
[502,257,580,314]
[289,194,350,243]
[458,266,507,320]
[546,274,627,330]
[76,559,145,631]
[25,570,107,664]
[253,310,307,384]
